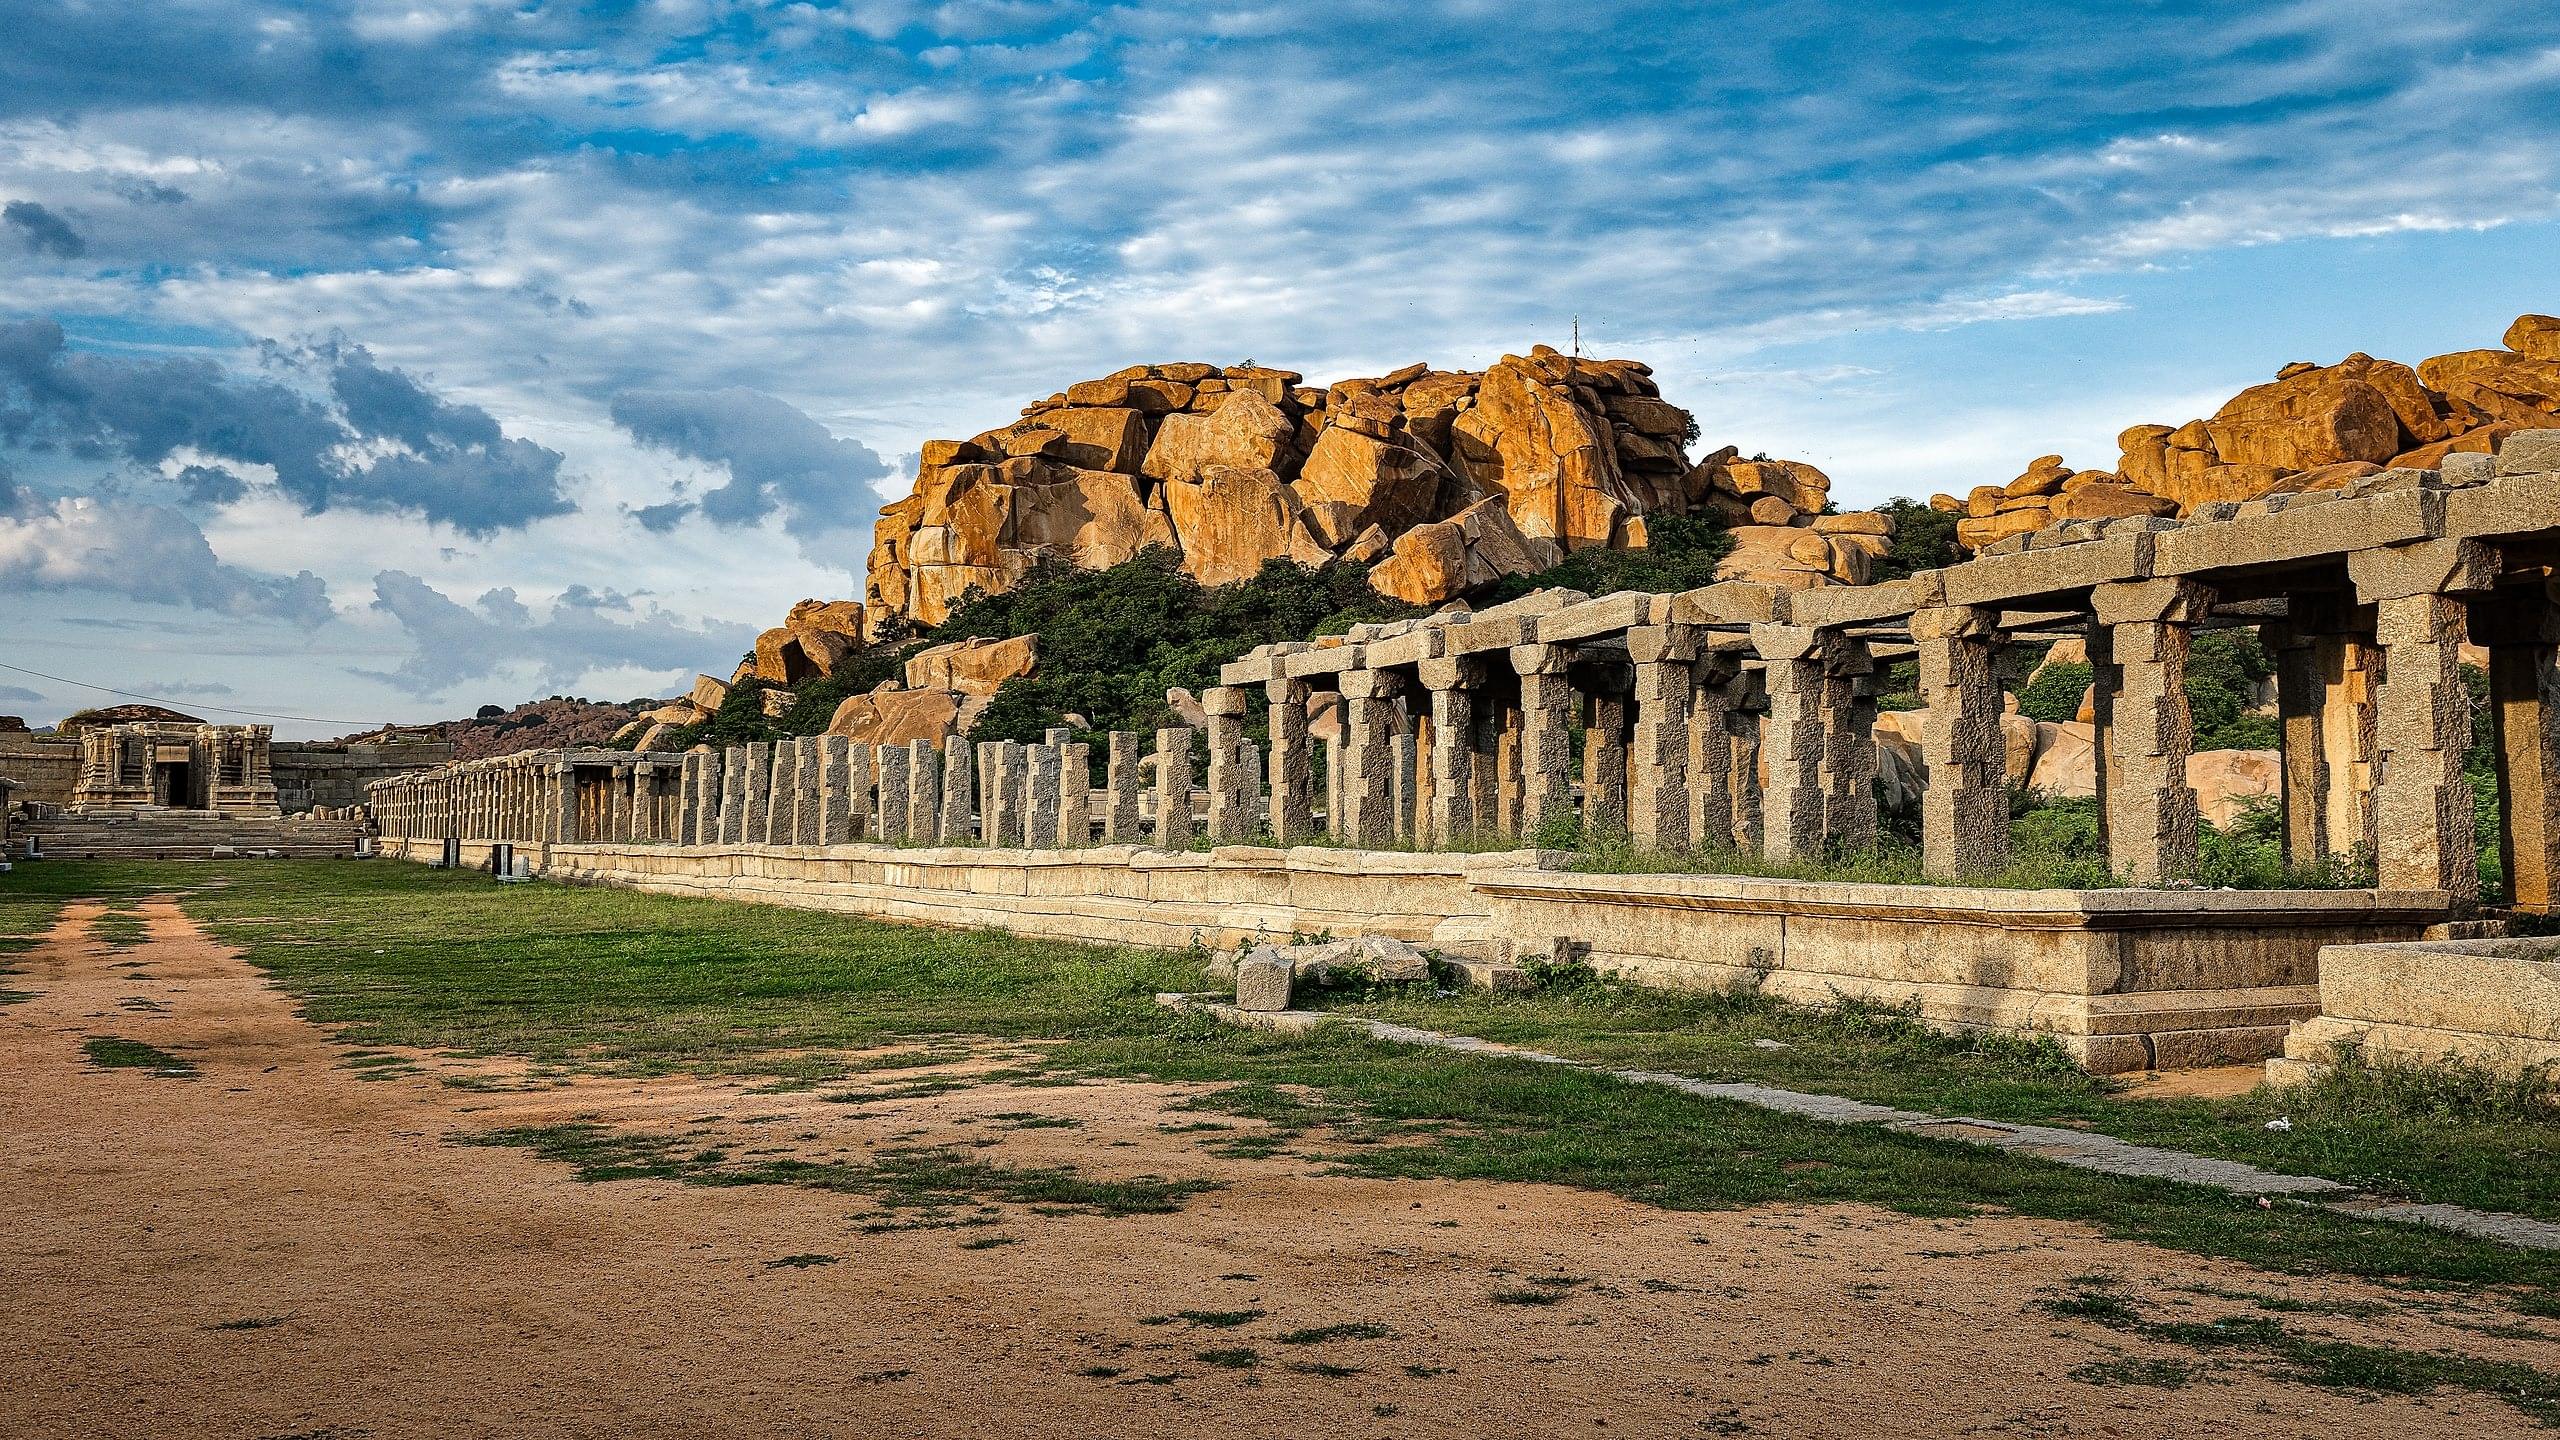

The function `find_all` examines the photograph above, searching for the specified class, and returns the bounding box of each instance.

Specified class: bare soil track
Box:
[2,895,2553,1438]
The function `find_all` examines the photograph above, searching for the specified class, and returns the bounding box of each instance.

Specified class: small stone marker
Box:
[1234,947,1293,1012]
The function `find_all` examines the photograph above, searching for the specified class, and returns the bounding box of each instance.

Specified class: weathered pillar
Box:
[1321,736,1343,839]
[845,742,875,840]
[1731,682,1766,852]
[607,762,633,842]
[1061,740,1091,846]
[1912,606,2009,879]
[1513,644,1574,843]
[2269,620,2332,866]
[908,739,941,843]
[1105,732,1142,842]
[941,737,976,843]
[1025,742,1062,848]
[1627,626,1696,852]
[995,740,1028,846]
[1820,638,1878,854]
[763,742,795,845]
[1265,678,1314,843]
[1205,686,1253,843]
[1492,690,1524,838]
[679,751,707,845]
[1153,726,1194,848]
[1391,727,1418,844]
[876,745,911,844]
[1418,657,1482,847]
[714,747,743,843]
[2476,584,2560,913]
[1689,654,1738,853]
[793,737,822,845]
[1337,669,1404,847]
[2093,579,2210,884]
[740,742,771,845]
[2320,634,2380,860]
[1750,624,1827,863]
[2351,539,2496,899]
[819,736,853,844]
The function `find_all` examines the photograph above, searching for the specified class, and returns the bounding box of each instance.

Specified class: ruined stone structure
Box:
[370,432,2560,1076]
[73,722,280,814]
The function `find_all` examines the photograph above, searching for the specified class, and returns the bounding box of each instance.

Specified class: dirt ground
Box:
[3,896,2554,1439]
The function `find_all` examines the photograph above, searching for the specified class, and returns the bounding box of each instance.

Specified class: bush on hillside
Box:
[1482,512,1733,603]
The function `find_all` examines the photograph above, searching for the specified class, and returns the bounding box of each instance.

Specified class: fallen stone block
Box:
[1235,948,1293,1012]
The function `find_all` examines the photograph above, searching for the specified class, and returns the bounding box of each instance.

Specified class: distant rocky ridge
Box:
[333,696,663,761]
[1942,312,2560,547]
[863,345,1892,629]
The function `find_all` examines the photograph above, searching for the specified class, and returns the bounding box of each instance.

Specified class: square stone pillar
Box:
[1337,669,1404,847]
[876,745,911,844]
[1512,644,1574,843]
[764,742,795,845]
[991,740,1026,846]
[1732,683,1766,852]
[1418,657,1482,847]
[679,752,707,846]
[793,738,822,845]
[845,742,875,840]
[716,748,744,843]
[1204,686,1254,843]
[1627,626,1697,852]
[608,763,634,842]
[1689,654,1739,853]
[1153,726,1194,848]
[1912,606,2009,879]
[1265,678,1315,843]
[1582,675,1631,841]
[1321,736,1343,840]
[2352,539,2497,898]
[909,739,941,843]
[1820,638,1878,854]
[2476,585,2560,913]
[818,736,853,844]
[1104,732,1142,842]
[2319,634,2380,861]
[1749,624,1827,863]
[1492,691,1524,838]
[740,742,771,845]
[2268,621,2331,867]
[1026,743,1062,848]
[1061,740,1091,846]
[2093,579,2211,884]
[941,737,976,844]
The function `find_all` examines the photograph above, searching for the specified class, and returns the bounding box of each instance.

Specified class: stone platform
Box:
[2270,933,2560,1083]
[20,809,371,860]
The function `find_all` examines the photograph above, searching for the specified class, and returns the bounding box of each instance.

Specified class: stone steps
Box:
[20,815,370,860]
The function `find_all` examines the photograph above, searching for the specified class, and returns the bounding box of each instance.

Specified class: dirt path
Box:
[2,895,2552,1439]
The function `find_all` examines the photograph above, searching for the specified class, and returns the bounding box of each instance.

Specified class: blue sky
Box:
[2,0,2557,735]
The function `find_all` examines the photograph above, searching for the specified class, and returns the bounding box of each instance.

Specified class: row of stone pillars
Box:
[369,750,678,846]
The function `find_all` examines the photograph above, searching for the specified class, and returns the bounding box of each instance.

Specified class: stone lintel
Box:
[1282,644,1365,678]
[1941,531,2152,609]
[1443,614,1539,654]
[1362,626,1445,669]
[2156,487,2440,579]
[1780,580,1918,630]
[1667,582,1784,627]
[2347,537,2499,603]
[2444,478,2560,544]
[1337,668,1406,700]
[2093,577,2212,627]
[1218,656,1279,687]
[1537,591,1663,644]
[2496,428,2560,476]
[1624,624,1700,665]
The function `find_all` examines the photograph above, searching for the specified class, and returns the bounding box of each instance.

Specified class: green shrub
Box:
[1870,497,1961,582]
[1483,512,1732,602]
[2018,659,2092,723]
[2187,630,2274,750]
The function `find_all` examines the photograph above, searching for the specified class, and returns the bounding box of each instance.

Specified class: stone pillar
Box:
[2320,635,2380,861]
[1061,740,1091,846]
[1820,638,1878,854]
[1512,644,1574,843]
[941,737,976,844]
[1750,624,1828,863]
[1627,627,1696,852]
[1321,736,1343,840]
[1912,606,2009,879]
[995,740,1028,846]
[2476,585,2560,913]
[600,763,627,842]
[1732,681,1766,852]
[1265,678,1314,843]
[793,738,822,845]
[1204,687,1252,843]
[1418,657,1482,847]
[876,745,911,844]
[763,742,795,845]
[740,742,771,846]
[2093,579,2210,885]
[2351,539,2496,898]
[1338,669,1403,847]
[1689,655,1738,853]
[1392,727,1418,844]
[845,742,875,840]
[1153,726,1194,848]
[819,736,853,844]
[1105,732,1142,842]
[908,739,941,843]
[2270,621,2332,867]
[679,751,708,845]
[715,748,742,843]
[1026,743,1062,848]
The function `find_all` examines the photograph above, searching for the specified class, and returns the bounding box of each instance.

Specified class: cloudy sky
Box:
[3,1,2557,736]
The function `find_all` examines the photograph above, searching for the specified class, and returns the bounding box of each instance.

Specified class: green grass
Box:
[90,908,151,950]
[10,860,2558,1309]
[81,1035,194,1075]
[1315,969,2560,1224]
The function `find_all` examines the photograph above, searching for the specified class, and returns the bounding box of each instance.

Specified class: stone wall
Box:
[2271,934,2560,1081]
[0,734,79,808]
[272,739,456,813]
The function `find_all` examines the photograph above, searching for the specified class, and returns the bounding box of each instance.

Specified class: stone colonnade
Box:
[369,746,684,846]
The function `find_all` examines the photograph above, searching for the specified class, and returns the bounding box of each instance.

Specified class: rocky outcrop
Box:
[341,697,666,762]
[825,685,979,748]
[864,348,1893,627]
[902,635,1039,696]
[1939,313,2560,549]
[748,598,869,686]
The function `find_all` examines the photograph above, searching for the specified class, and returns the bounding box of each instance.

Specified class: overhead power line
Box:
[0,659,388,728]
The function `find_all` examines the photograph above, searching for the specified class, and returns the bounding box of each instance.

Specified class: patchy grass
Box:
[1316,967,2560,1223]
[90,908,151,950]
[80,1035,194,1075]
[5,859,2548,1307]
[1193,1347,1260,1369]
[1274,1322,1395,1345]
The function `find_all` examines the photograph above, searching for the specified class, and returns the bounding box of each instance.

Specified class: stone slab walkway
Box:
[1162,995,2560,1253]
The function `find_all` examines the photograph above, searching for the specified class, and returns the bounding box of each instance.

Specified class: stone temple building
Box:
[72,722,281,814]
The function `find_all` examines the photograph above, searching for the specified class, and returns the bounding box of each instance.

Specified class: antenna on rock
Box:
[1571,316,1580,357]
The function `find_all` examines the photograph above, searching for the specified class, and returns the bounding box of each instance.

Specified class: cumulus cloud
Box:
[610,386,893,553]
[3,199,82,256]
[0,320,573,535]
[0,482,334,625]
[360,568,757,698]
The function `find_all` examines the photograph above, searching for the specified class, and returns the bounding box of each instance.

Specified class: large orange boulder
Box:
[2505,314,2560,362]
[1165,463,1329,585]
[902,634,1039,696]
[1449,349,1639,551]
[827,685,975,747]
[1293,424,1450,545]
[2201,361,2408,472]
[1140,390,1294,484]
